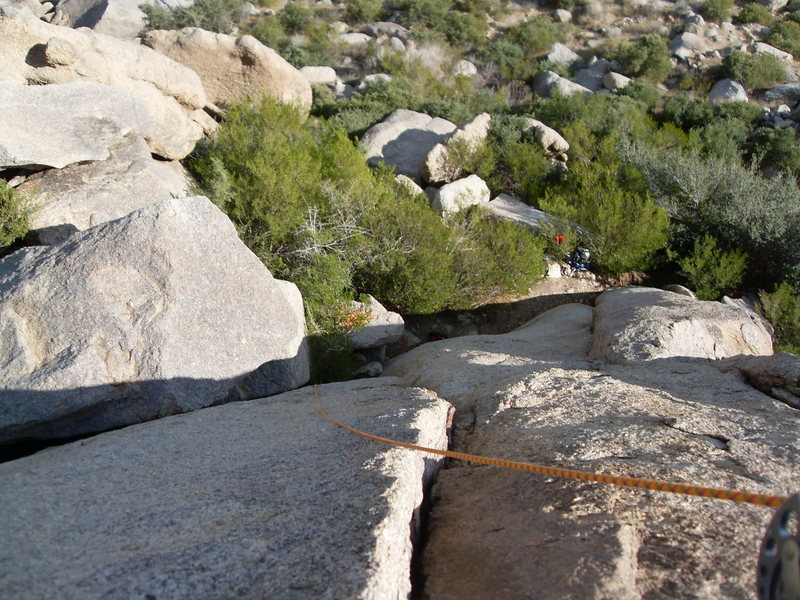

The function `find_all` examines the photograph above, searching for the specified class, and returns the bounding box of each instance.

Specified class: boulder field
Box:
[0,1,798,595]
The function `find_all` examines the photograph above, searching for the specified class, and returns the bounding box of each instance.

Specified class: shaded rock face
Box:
[142,28,312,111]
[0,196,309,445]
[360,109,457,181]
[0,4,208,159]
[19,133,191,244]
[0,379,451,600]
[0,80,157,170]
[384,292,798,598]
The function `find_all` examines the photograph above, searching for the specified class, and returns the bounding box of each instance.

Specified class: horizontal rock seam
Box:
[315,386,788,509]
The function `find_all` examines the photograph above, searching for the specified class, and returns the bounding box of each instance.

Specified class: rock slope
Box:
[385,290,797,598]
[0,379,451,599]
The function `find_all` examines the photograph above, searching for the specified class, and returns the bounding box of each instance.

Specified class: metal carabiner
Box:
[758,493,800,600]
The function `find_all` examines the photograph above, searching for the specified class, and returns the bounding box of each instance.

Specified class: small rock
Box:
[603,72,631,90]
[554,8,572,22]
[300,65,337,85]
[663,284,697,299]
[357,73,392,92]
[347,295,405,350]
[453,59,478,77]
[547,42,580,66]
[431,174,490,215]
[339,32,372,46]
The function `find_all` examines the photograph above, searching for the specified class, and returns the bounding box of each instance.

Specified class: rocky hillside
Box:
[1,0,800,597]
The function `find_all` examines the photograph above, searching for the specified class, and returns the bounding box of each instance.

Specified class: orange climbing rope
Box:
[314,386,788,509]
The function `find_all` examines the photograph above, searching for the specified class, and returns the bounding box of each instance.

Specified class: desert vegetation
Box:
[47,0,800,358]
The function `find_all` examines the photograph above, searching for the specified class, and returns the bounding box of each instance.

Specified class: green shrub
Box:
[722,50,786,90]
[278,2,312,33]
[675,234,747,300]
[449,209,546,307]
[0,182,31,255]
[621,142,800,287]
[612,34,673,83]
[701,0,733,22]
[539,136,670,274]
[660,94,714,130]
[759,282,800,354]
[506,15,564,58]
[394,0,489,49]
[714,100,764,125]
[191,96,546,356]
[747,127,800,178]
[768,20,800,59]
[140,0,243,32]
[736,3,775,26]
[617,79,662,110]
[698,118,750,160]
[344,0,383,24]
[481,39,528,81]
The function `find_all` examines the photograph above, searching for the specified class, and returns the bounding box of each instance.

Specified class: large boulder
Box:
[0,196,309,445]
[0,379,451,599]
[524,118,570,153]
[670,31,708,58]
[431,174,490,215]
[590,287,772,362]
[709,78,748,106]
[384,300,799,599]
[360,109,457,181]
[142,28,312,111]
[0,81,157,170]
[422,112,491,184]
[533,70,593,98]
[0,3,209,159]
[19,133,191,244]
[546,42,580,66]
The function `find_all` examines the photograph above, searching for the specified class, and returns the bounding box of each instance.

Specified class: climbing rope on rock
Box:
[314,385,787,508]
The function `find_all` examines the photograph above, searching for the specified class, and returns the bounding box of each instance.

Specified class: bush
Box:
[449,209,546,307]
[612,34,673,83]
[506,15,564,58]
[538,135,670,274]
[747,127,800,178]
[675,234,747,300]
[621,142,800,288]
[617,79,662,110]
[768,20,800,59]
[759,282,800,354]
[660,94,714,130]
[140,0,243,32]
[0,182,31,255]
[191,96,547,369]
[701,0,733,22]
[277,2,312,33]
[698,118,750,160]
[736,3,775,27]
[722,50,786,90]
[344,0,383,24]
